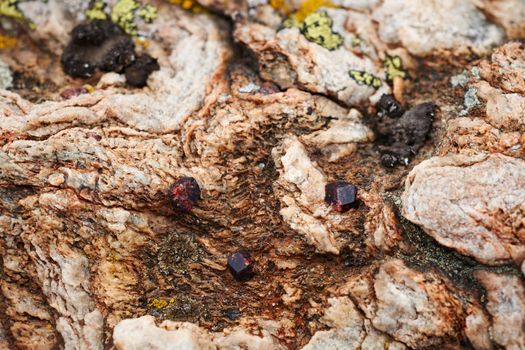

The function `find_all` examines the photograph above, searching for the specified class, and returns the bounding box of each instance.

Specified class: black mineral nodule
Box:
[377,94,405,119]
[125,54,160,87]
[374,94,435,167]
[62,20,135,78]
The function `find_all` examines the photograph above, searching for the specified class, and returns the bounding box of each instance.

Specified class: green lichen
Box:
[0,0,35,29]
[349,70,382,89]
[111,0,139,35]
[351,36,362,47]
[285,10,343,51]
[85,1,108,20]
[85,0,158,35]
[136,4,156,23]
[283,15,301,29]
[385,55,407,82]
[0,0,24,21]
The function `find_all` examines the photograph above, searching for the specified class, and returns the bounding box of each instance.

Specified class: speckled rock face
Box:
[1,1,525,350]
[402,153,525,265]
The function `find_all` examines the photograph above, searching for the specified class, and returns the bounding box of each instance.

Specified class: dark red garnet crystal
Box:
[325,181,358,213]
[227,250,254,281]
[169,177,201,212]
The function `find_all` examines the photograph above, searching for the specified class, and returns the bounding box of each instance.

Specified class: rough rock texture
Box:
[1,1,525,350]
[475,271,525,350]
[345,259,467,349]
[476,0,525,38]
[113,315,285,350]
[303,259,472,349]
[373,0,504,56]
[234,12,388,106]
[302,296,406,350]
[403,153,525,265]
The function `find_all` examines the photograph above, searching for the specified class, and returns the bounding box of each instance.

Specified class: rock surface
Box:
[402,153,525,265]
[373,0,504,56]
[475,271,525,350]
[1,1,525,350]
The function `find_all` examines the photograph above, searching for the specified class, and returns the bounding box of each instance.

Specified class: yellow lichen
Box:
[351,36,362,47]
[349,70,382,89]
[0,34,17,49]
[150,299,168,309]
[301,10,343,50]
[111,0,140,35]
[0,0,35,29]
[134,37,149,48]
[137,4,157,23]
[85,1,108,21]
[108,0,158,35]
[384,55,407,82]
[280,1,342,50]
[293,0,335,23]
[269,0,291,15]
[82,84,95,93]
[168,0,206,13]
[0,0,24,21]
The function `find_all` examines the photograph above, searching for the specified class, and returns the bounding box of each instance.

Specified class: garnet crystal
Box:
[227,250,254,281]
[325,181,358,213]
[169,177,201,212]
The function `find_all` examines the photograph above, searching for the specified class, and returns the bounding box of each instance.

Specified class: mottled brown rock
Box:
[441,117,523,156]
[2,1,525,350]
[372,0,504,56]
[477,0,525,38]
[479,40,525,95]
[234,9,389,106]
[403,153,525,265]
[475,271,525,350]
[113,316,285,350]
[302,297,406,350]
[347,260,465,348]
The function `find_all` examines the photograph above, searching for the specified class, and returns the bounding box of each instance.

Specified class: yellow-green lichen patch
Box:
[0,0,35,29]
[269,0,291,15]
[168,0,207,14]
[277,0,335,22]
[279,0,342,51]
[111,0,140,35]
[351,36,362,47]
[283,9,343,51]
[301,11,343,51]
[108,0,158,35]
[136,4,157,23]
[85,1,108,20]
[385,55,407,83]
[349,70,382,89]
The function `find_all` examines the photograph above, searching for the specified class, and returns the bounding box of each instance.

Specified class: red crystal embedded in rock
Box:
[259,81,280,95]
[169,177,201,212]
[324,181,358,213]
[227,250,254,281]
[61,87,88,100]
